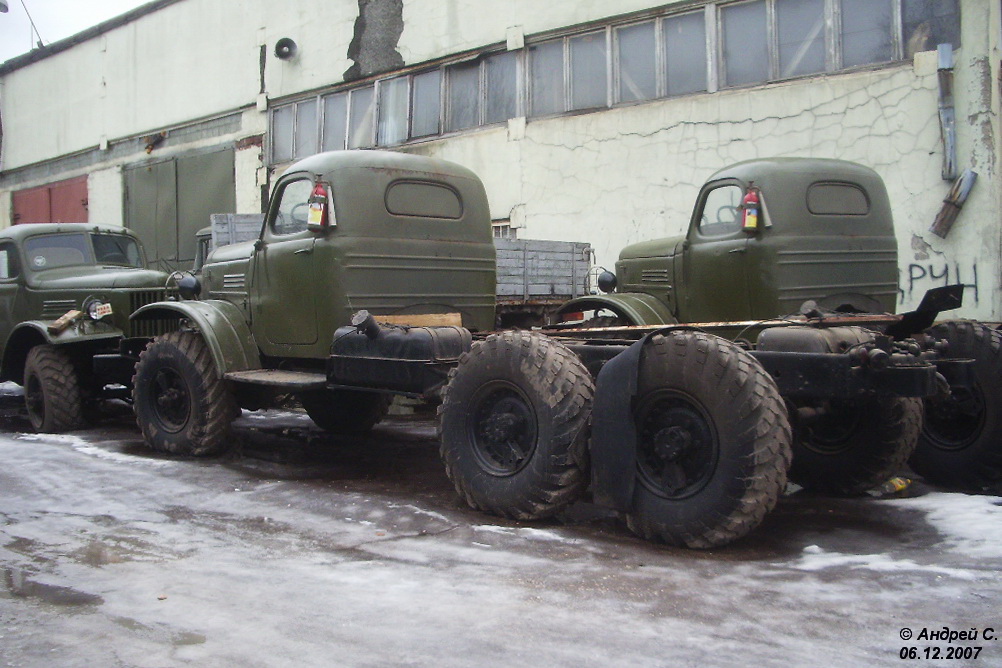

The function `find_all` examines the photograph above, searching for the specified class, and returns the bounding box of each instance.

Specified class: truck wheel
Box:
[626,332,792,549]
[133,331,236,457]
[790,397,922,496]
[912,320,1002,489]
[438,331,593,520]
[299,389,390,434]
[23,345,84,433]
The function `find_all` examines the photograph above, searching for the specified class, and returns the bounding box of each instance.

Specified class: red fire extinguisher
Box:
[741,184,760,233]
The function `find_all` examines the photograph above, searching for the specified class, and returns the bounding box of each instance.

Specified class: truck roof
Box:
[282,149,481,183]
[0,223,141,243]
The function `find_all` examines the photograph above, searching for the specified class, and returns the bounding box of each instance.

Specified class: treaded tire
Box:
[133,331,236,457]
[299,389,390,434]
[23,345,84,433]
[438,331,593,520]
[625,331,792,549]
[789,397,922,496]
[912,320,1002,489]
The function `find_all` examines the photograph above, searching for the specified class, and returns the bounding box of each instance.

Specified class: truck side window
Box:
[272,178,316,236]
[0,243,19,279]
[697,184,743,237]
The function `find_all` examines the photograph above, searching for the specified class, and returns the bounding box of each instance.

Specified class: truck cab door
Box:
[681,182,753,323]
[253,175,320,348]
[0,242,23,354]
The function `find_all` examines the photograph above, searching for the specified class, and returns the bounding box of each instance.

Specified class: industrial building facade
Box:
[0,0,999,318]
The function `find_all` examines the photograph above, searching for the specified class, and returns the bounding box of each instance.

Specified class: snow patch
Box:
[888,492,1002,559]
[473,525,579,544]
[790,545,977,579]
[16,432,174,468]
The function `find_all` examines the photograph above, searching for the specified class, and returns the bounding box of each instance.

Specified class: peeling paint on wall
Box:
[344,0,405,82]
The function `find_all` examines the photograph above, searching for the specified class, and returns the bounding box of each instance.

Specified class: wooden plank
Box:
[376,313,463,327]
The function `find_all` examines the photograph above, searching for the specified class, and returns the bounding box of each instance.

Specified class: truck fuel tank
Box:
[328,311,472,396]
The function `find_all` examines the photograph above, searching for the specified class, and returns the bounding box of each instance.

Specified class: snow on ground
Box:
[888,492,1002,558]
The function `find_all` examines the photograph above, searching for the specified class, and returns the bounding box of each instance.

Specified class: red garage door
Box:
[12,176,88,224]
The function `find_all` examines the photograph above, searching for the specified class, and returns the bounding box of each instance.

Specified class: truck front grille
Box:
[127,288,179,338]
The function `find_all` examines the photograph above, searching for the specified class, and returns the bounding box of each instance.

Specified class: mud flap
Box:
[590,330,669,511]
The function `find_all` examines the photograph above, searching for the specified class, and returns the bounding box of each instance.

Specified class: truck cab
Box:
[560,158,899,325]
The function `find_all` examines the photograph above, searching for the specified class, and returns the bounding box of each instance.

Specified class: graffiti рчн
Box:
[899,262,978,304]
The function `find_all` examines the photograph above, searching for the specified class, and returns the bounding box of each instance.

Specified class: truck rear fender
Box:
[131,300,260,376]
[590,330,667,511]
[1,321,123,384]
[555,293,676,326]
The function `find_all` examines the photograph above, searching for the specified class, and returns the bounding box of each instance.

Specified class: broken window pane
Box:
[721,1,769,86]
[570,31,607,110]
[411,69,441,138]
[530,40,564,116]
[485,51,518,124]
[664,11,707,95]
[617,22,657,103]
[294,99,318,159]
[777,0,826,77]
[272,105,294,163]
[348,86,375,149]
[841,0,894,67]
[322,92,347,151]
[377,77,409,146]
[903,0,961,56]
[447,61,480,132]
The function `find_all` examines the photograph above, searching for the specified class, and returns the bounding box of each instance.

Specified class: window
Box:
[266,0,960,162]
[722,1,769,87]
[778,0,827,77]
[271,179,315,236]
[377,77,409,145]
[385,181,463,219]
[272,106,294,163]
[807,182,870,215]
[664,12,707,95]
[347,87,376,149]
[841,0,894,68]
[92,234,143,267]
[294,99,318,159]
[903,0,960,55]
[322,93,348,151]
[24,234,91,270]
[447,61,480,132]
[411,69,442,137]
[485,51,518,124]
[492,220,517,239]
[570,31,608,110]
[617,22,657,103]
[697,185,744,237]
[0,243,20,279]
[530,40,564,116]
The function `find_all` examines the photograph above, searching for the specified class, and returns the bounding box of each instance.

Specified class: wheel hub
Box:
[469,384,538,476]
[653,426,693,461]
[636,394,718,499]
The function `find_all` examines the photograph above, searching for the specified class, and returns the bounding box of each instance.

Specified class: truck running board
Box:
[224,369,327,390]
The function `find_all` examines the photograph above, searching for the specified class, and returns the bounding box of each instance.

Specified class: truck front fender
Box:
[1,320,124,384]
[556,293,676,326]
[131,300,260,376]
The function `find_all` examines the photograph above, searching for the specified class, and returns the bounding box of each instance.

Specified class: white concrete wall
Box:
[1,0,999,319]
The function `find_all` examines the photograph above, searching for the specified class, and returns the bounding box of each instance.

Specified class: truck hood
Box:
[206,239,256,264]
[26,267,170,290]
[619,235,686,260]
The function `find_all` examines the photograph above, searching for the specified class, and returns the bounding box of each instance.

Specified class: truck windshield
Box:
[23,232,143,270]
[92,233,144,267]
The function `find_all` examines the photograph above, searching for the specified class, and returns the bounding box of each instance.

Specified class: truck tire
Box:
[438,331,593,520]
[23,345,84,433]
[299,389,390,434]
[133,331,236,457]
[789,397,922,496]
[912,320,1002,489]
[625,332,792,549]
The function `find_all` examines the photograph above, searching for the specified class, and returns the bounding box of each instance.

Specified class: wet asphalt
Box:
[1,387,1000,667]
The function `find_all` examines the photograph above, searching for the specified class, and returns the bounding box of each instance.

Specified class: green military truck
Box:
[125,150,978,549]
[555,158,1000,494]
[0,224,173,431]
